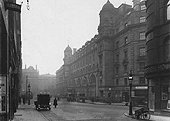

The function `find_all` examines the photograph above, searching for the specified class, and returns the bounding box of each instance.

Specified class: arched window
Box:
[167,0,170,20]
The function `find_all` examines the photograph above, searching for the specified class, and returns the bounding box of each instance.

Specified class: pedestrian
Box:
[53,98,58,108]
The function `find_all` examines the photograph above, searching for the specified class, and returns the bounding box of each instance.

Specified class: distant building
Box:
[145,0,170,111]
[22,65,56,97]
[56,0,148,102]
[38,74,56,96]
[22,65,39,97]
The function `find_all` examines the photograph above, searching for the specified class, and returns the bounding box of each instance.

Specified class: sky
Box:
[17,0,133,75]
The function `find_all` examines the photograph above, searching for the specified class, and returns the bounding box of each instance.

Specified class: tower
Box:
[98,0,117,36]
[63,45,72,65]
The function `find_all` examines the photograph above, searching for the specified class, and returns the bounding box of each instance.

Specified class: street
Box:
[13,99,170,121]
[39,99,134,121]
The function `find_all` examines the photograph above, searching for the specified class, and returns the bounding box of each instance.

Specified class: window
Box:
[139,47,146,56]
[139,77,145,84]
[116,54,119,62]
[124,64,128,72]
[124,37,128,44]
[164,39,170,61]
[125,22,128,27]
[140,16,146,23]
[116,67,119,74]
[140,32,146,40]
[124,78,128,85]
[116,79,119,85]
[116,41,119,49]
[124,50,128,58]
[139,62,145,71]
[167,1,170,20]
[141,5,146,11]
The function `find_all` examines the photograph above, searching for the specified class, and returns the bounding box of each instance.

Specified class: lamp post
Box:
[26,75,28,103]
[109,88,111,105]
[128,71,133,115]
[28,83,31,105]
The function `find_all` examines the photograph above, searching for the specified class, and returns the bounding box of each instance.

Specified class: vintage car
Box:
[34,93,51,110]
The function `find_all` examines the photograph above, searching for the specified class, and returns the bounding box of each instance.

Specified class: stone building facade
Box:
[0,0,22,120]
[22,66,56,98]
[22,65,39,98]
[145,0,170,111]
[56,0,148,102]
[97,0,147,102]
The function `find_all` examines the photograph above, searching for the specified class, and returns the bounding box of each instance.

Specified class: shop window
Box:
[167,1,170,20]
[162,86,168,100]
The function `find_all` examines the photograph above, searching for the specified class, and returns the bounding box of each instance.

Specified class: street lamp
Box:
[128,71,133,115]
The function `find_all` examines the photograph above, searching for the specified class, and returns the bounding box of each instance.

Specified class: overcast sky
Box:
[18,0,133,75]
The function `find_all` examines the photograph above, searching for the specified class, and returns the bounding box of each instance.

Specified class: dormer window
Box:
[167,1,170,20]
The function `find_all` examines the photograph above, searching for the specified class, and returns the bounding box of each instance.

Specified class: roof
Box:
[102,0,115,11]
[65,45,72,52]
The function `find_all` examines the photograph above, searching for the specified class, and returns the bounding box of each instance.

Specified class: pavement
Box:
[12,104,47,121]
[12,101,170,121]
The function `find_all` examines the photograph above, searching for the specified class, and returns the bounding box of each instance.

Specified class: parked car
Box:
[34,93,51,111]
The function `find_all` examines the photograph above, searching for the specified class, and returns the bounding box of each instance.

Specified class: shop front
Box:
[148,77,170,111]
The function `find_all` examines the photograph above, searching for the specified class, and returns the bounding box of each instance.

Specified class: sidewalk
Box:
[12,104,47,121]
[124,112,170,121]
[86,100,170,120]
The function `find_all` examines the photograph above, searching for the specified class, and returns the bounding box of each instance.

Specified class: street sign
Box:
[135,86,148,89]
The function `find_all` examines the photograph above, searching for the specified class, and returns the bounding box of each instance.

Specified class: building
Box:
[21,65,39,99]
[38,74,56,96]
[22,66,56,98]
[56,65,65,96]
[0,0,22,120]
[56,0,148,103]
[97,0,147,102]
[145,0,170,111]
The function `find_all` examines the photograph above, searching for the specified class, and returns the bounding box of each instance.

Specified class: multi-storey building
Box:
[22,66,56,98]
[97,0,147,102]
[145,0,170,111]
[0,0,22,120]
[56,0,148,103]
[38,74,56,96]
[22,65,39,98]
